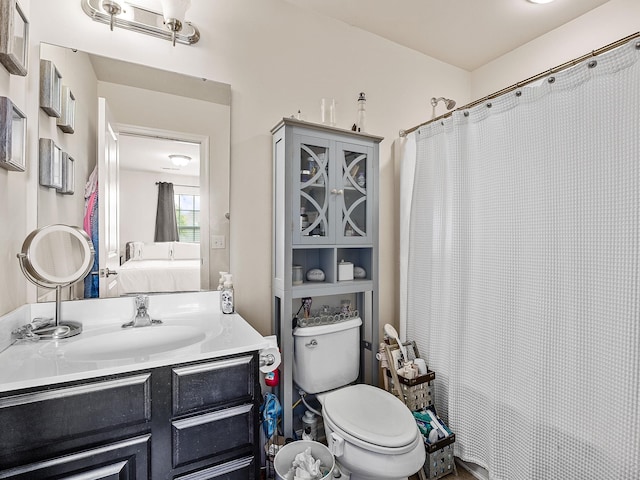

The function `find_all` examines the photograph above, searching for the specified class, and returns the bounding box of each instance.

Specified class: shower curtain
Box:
[155,182,179,242]
[403,39,639,479]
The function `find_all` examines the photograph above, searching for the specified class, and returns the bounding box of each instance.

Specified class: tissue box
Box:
[338,261,353,281]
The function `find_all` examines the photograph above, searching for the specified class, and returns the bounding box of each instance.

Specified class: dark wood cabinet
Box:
[0,352,261,479]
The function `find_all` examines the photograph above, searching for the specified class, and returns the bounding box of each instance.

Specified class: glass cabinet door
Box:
[336,142,372,243]
[293,135,332,244]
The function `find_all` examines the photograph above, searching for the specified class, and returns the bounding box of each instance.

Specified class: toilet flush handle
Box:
[305,339,318,348]
[329,432,345,457]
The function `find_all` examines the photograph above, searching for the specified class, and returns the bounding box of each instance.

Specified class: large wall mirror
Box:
[37,43,231,301]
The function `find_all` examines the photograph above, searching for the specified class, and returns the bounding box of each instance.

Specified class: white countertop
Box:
[0,291,271,393]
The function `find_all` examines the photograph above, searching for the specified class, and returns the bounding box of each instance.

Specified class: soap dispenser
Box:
[217,271,228,291]
[220,274,234,314]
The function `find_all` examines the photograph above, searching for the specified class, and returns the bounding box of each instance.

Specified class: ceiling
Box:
[119,134,200,177]
[281,0,611,71]
[125,0,610,71]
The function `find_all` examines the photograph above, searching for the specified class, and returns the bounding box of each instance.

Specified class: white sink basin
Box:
[60,325,208,361]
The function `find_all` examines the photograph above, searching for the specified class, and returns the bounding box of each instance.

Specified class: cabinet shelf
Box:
[291,279,374,298]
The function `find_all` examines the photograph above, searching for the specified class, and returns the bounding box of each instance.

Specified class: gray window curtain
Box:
[154,182,179,242]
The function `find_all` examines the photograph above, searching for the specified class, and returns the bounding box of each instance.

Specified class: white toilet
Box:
[293,318,426,480]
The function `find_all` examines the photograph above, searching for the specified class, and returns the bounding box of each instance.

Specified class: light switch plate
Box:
[211,235,225,249]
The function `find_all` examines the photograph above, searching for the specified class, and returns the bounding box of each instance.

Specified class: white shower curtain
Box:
[404,38,639,480]
[397,134,417,343]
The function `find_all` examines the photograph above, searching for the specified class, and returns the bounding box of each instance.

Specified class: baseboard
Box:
[456,458,489,480]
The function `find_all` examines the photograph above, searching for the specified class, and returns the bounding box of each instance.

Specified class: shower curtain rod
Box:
[399,31,640,137]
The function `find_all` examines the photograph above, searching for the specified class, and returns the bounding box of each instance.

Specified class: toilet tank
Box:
[293,317,362,394]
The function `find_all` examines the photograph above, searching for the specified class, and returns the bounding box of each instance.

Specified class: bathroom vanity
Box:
[0,292,267,479]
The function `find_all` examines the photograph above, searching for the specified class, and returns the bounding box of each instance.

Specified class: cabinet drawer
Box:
[174,455,256,480]
[172,356,255,416]
[0,374,151,454]
[172,404,254,468]
[0,434,150,479]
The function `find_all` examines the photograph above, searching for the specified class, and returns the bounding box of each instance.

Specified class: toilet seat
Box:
[322,384,421,455]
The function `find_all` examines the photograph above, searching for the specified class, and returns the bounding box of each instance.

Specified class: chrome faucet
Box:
[122,295,162,328]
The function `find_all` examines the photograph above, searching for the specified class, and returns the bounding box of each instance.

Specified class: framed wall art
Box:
[0,96,26,171]
[57,152,75,195]
[39,138,63,189]
[0,0,29,76]
[40,59,63,117]
[57,86,76,134]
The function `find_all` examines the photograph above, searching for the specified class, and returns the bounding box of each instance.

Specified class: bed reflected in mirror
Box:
[37,43,231,300]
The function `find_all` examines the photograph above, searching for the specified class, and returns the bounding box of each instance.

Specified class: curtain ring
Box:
[588,60,597,69]
[548,77,556,84]
[515,90,522,97]
[486,102,492,108]
[463,111,469,117]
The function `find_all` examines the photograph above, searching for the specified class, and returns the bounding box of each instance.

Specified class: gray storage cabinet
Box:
[271,118,382,437]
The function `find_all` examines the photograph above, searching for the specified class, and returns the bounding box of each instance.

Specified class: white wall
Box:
[10,0,469,335]
[37,44,97,228]
[0,0,31,315]
[471,0,640,99]
[119,169,198,255]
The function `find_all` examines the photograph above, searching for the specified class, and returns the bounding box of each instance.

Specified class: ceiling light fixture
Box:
[101,0,121,30]
[81,0,200,46]
[160,0,190,46]
[169,154,191,167]
[527,0,555,4]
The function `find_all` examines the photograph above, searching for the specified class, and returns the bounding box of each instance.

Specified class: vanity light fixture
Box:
[81,0,200,46]
[169,154,191,167]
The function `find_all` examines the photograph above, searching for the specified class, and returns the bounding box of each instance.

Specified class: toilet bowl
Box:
[317,384,425,480]
[293,319,425,479]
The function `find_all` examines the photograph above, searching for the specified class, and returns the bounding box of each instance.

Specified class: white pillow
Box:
[172,242,200,260]
[140,242,172,260]
[128,241,144,260]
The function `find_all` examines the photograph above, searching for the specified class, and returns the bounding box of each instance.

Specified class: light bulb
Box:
[169,154,191,167]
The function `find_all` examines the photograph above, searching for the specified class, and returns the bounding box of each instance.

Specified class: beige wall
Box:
[0,1,31,315]
[2,0,636,338]
[471,0,640,99]
[7,0,469,334]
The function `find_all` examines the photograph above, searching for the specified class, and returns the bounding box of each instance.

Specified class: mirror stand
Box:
[17,257,84,338]
[16,225,95,339]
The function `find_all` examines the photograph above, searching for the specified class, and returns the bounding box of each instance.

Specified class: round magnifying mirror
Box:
[20,224,94,286]
[17,224,95,339]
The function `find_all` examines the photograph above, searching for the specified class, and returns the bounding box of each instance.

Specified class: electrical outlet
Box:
[211,235,225,249]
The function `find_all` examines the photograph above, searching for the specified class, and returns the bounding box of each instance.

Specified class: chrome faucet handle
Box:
[121,294,162,328]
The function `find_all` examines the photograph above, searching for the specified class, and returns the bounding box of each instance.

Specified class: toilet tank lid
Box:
[293,317,362,337]
[323,384,419,449]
